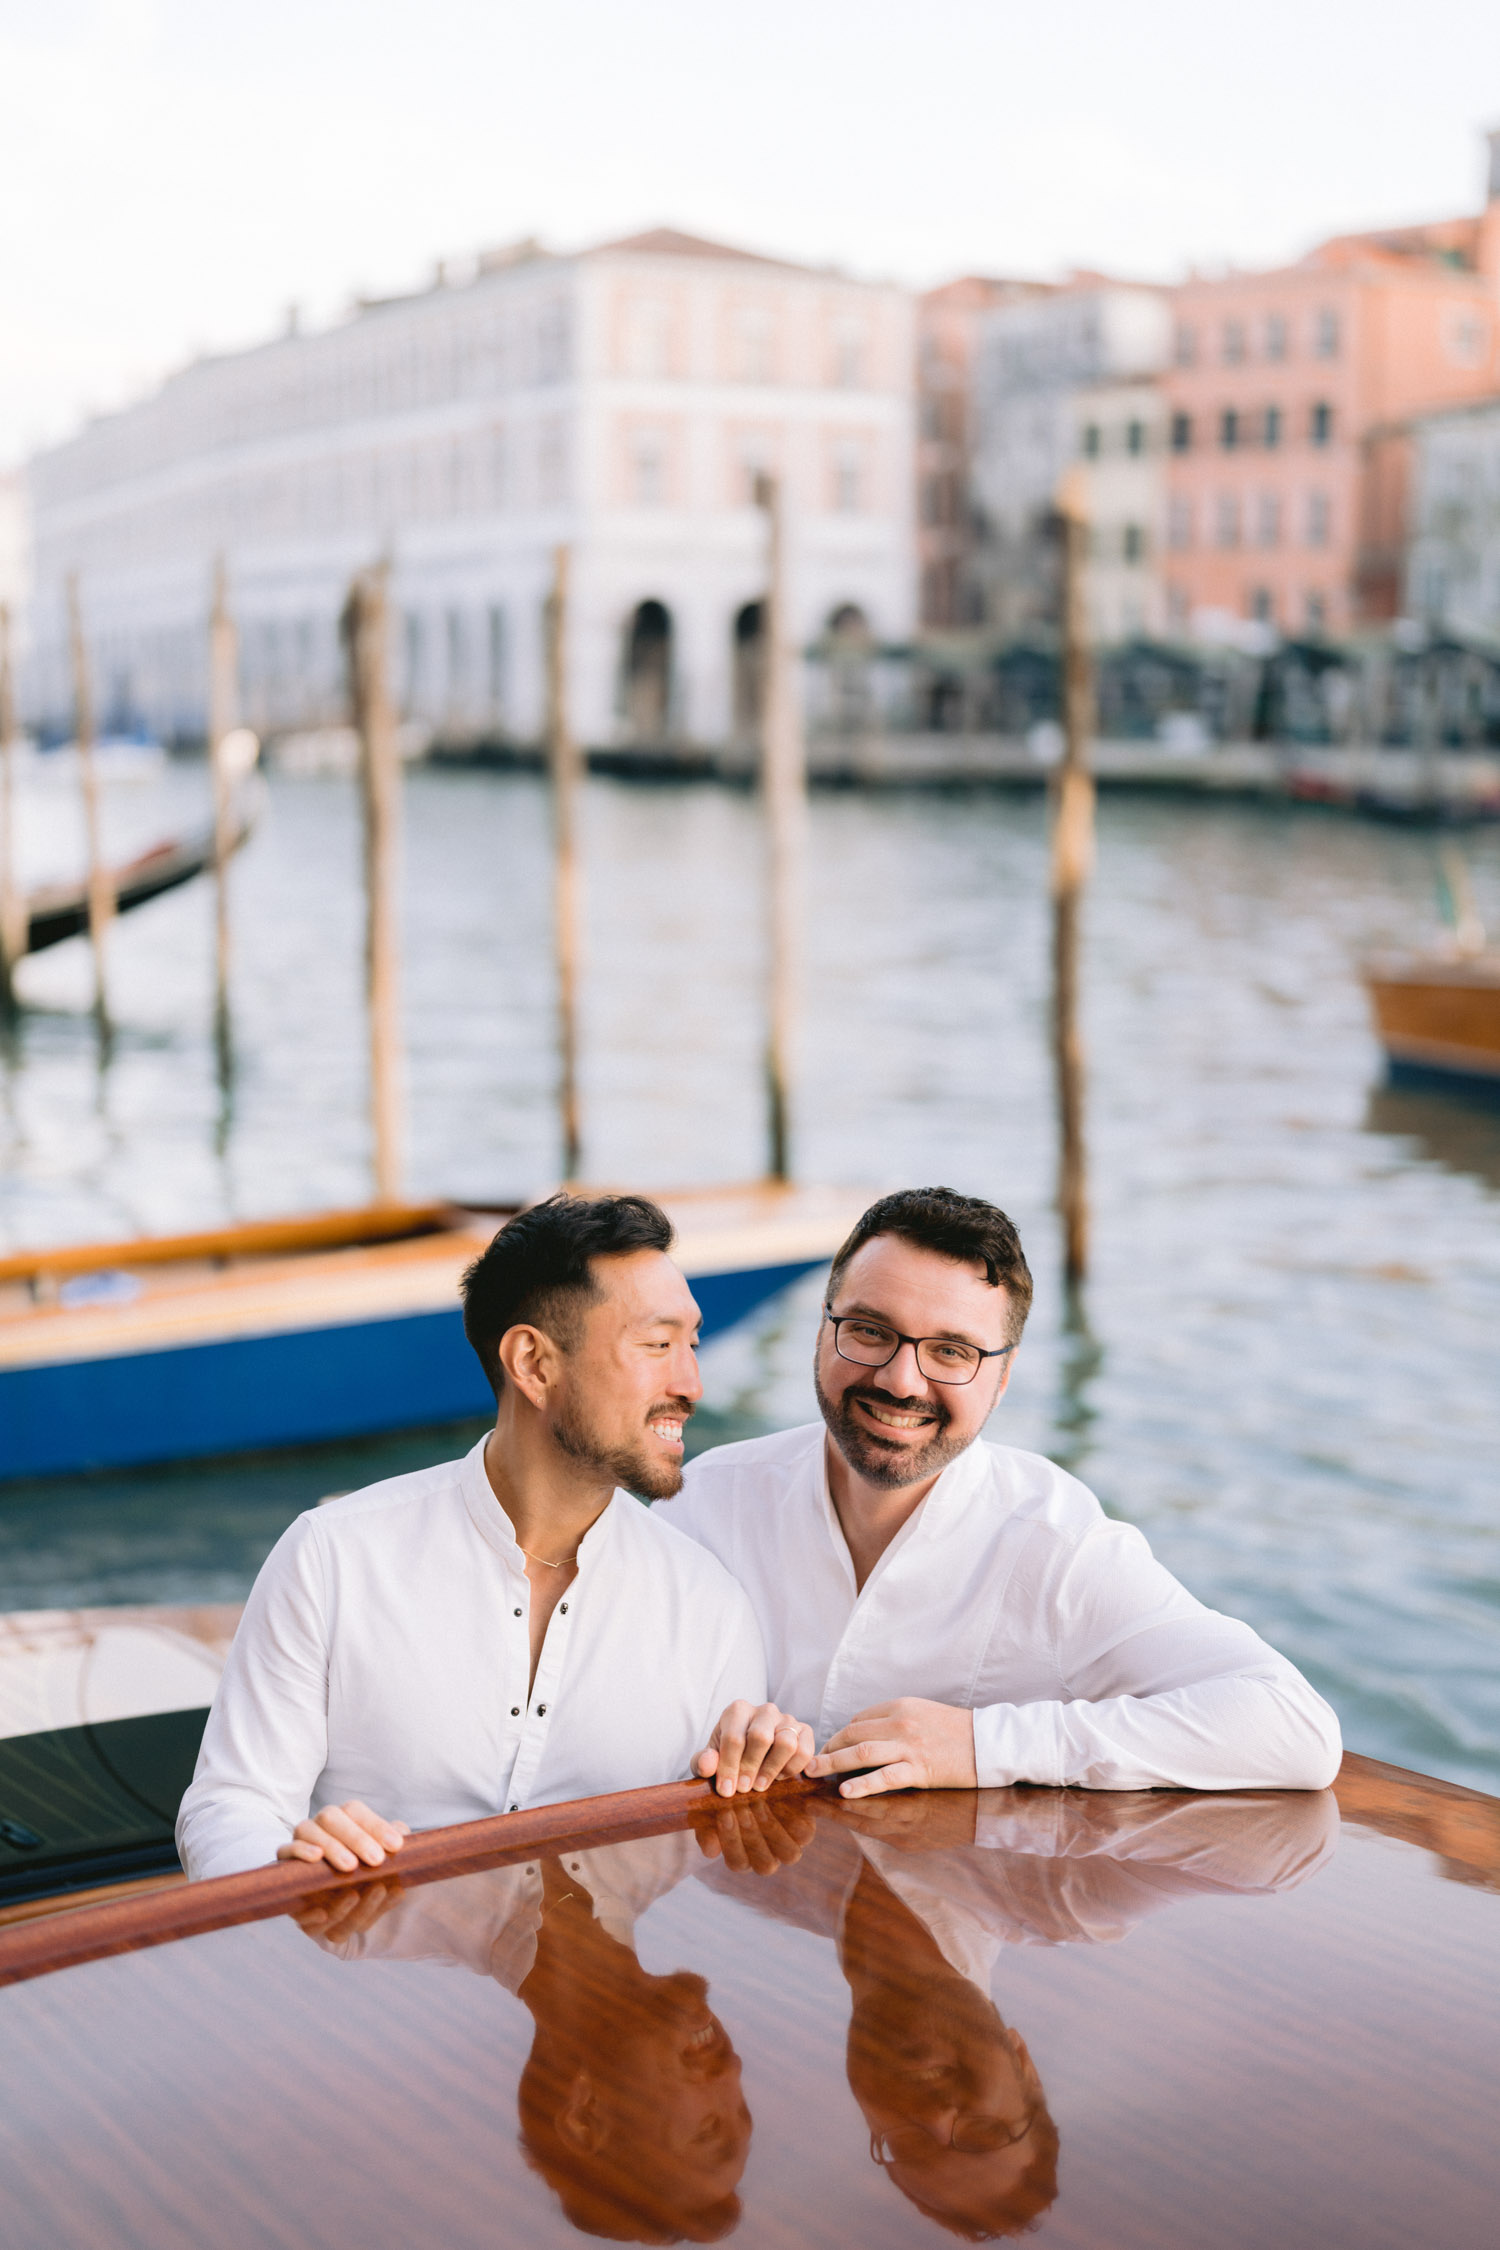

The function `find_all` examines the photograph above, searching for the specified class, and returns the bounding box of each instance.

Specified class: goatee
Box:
[813,1364,972,1491]
[553,1398,690,1501]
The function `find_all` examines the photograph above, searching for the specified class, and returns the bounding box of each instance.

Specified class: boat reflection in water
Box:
[1365,1074,1500,1194]
[302,1786,1334,2244]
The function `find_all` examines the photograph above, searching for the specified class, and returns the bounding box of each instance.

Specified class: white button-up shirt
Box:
[178,1437,766,1881]
[658,1423,1342,1792]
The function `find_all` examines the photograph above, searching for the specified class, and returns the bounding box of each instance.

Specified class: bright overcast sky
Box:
[3,0,1499,465]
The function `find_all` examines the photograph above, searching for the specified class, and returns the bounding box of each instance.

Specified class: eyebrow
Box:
[831,1298,994,1352]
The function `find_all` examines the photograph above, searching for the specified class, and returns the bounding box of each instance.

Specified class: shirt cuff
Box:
[971,1698,1066,1790]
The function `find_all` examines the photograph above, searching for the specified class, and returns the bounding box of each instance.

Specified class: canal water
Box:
[2,761,1498,1789]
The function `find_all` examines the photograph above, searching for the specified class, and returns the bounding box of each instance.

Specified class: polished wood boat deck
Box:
[1365,952,1500,1081]
[0,1755,1495,2248]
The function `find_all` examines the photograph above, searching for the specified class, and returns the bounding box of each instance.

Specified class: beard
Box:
[814,1362,974,1492]
[552,1394,693,1501]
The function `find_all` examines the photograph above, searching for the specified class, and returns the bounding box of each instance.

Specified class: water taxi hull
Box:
[0,1189,852,1482]
[1364,955,1500,1088]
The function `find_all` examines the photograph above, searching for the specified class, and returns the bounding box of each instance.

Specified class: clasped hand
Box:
[693,1694,976,1799]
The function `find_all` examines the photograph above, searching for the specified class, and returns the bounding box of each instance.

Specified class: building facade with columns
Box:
[24,230,915,748]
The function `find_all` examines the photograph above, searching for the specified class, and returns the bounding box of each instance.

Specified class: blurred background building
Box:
[1407,396,1500,640]
[23,231,915,750]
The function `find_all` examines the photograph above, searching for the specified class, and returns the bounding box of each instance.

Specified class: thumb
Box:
[694,1746,721,1777]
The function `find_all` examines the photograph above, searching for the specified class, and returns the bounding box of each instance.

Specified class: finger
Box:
[279,1826,358,1872]
[692,1821,725,1863]
[340,1801,408,1854]
[808,1738,907,1778]
[709,1806,753,1874]
[317,1806,392,1867]
[342,1878,403,1934]
[712,1702,753,1799]
[756,1804,816,1865]
[752,1719,814,1791]
[839,1761,923,1800]
[814,1717,893,1760]
[736,1709,784,1794]
[693,1745,721,1778]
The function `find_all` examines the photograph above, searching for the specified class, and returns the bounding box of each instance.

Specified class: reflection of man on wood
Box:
[699,1784,1336,2239]
[300,1833,749,2244]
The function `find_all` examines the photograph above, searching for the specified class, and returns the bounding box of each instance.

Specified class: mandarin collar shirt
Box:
[178,1438,766,1882]
[657,1423,1341,1793]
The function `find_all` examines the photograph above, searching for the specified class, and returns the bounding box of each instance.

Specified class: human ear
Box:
[496,1323,557,1411]
[556,2071,604,2154]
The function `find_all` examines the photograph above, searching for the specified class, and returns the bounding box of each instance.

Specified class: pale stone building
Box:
[1406,396,1500,641]
[24,230,915,749]
[970,281,1172,640]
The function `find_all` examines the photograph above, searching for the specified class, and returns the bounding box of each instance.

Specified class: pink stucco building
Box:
[1162,136,1500,640]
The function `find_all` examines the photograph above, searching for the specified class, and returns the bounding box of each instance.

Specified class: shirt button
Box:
[537,1704,548,1716]
[513,1608,522,1618]
[508,1803,518,1812]
[559,1602,568,1614]
[511,1706,520,1717]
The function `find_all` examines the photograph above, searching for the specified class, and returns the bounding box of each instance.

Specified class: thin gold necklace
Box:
[519,1544,578,1569]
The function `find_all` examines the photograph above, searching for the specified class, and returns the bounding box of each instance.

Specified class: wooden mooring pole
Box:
[1052,474,1095,1288]
[754,471,805,1184]
[342,565,404,1205]
[207,559,239,1026]
[546,544,583,1181]
[66,574,113,1022]
[0,603,23,1010]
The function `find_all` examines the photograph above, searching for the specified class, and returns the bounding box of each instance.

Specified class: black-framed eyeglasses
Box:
[825,1308,1014,1388]
[869,2109,1038,2165]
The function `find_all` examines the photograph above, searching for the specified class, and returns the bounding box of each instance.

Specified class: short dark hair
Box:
[827,1187,1033,1344]
[461,1192,674,1398]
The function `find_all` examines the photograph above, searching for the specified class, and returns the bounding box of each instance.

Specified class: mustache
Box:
[843,1385,949,1427]
[646,1397,697,1422]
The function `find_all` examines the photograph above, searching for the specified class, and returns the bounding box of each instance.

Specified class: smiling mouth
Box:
[854,1396,940,1436]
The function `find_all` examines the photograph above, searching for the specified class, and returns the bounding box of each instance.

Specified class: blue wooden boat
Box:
[0,1187,854,1482]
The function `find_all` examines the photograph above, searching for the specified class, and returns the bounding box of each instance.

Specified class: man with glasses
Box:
[660,1186,1341,1802]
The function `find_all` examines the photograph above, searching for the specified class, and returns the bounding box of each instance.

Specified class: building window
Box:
[1445,312,1488,367]
[1305,589,1327,633]
[734,305,775,384]
[1167,494,1193,551]
[1248,587,1274,624]
[1123,522,1146,562]
[1306,490,1331,548]
[1215,493,1241,549]
[1263,404,1282,448]
[1255,492,1281,548]
[1310,400,1333,446]
[1081,423,1101,459]
[1313,308,1340,359]
[833,440,864,513]
[1223,320,1246,365]
[1220,408,1240,450]
[624,298,672,379]
[1170,411,1192,453]
[633,430,668,506]
[1264,313,1288,361]
[834,324,867,388]
[1126,419,1146,456]
[1174,324,1197,367]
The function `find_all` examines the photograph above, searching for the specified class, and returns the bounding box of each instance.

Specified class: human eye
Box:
[927,1341,976,1368]
[845,1319,893,1345]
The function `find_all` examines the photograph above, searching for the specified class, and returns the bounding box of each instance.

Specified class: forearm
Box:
[176,1784,299,1881]
[972,1666,1343,1793]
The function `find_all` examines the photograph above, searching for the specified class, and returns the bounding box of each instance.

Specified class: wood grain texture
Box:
[0,1761,1497,2250]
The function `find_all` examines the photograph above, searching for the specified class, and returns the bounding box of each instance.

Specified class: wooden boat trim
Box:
[0,1774,828,1990]
[0,1870,186,1931]
[3,1750,1494,1992]
[1372,1032,1500,1078]
[0,1202,466,1288]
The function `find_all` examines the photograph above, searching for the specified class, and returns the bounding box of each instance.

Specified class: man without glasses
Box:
[662,1186,1342,1802]
[178,1194,766,1880]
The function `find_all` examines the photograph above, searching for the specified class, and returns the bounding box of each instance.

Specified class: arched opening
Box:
[731,600,766,742]
[623,599,673,744]
[825,603,873,735]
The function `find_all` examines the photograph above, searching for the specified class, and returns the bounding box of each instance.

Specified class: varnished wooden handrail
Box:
[4,1753,1496,1993]
[0,1774,823,1990]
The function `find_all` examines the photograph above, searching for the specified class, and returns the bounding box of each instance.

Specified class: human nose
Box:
[675,1338,705,1400]
[882,1337,930,1393]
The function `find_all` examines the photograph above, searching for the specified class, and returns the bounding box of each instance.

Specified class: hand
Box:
[693,1700,816,1797]
[276,1799,410,1872]
[292,1877,404,1943]
[806,1698,978,1799]
[824,1789,980,1852]
[694,1795,818,1876]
